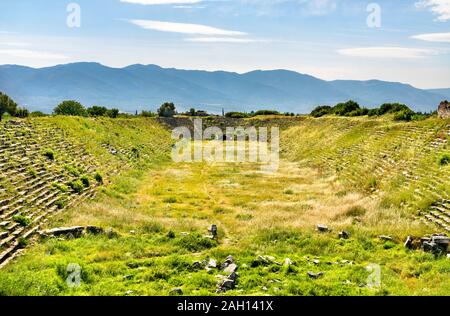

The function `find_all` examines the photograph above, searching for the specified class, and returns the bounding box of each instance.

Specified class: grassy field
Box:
[0,116,449,296]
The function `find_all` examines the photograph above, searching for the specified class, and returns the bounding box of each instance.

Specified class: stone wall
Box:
[438,101,450,119]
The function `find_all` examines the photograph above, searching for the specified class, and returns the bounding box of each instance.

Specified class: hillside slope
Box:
[282,116,450,231]
[0,117,171,267]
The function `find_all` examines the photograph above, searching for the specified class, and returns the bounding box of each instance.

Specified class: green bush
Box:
[52,182,69,193]
[69,180,84,193]
[13,214,31,227]
[80,175,90,188]
[252,110,280,116]
[310,106,332,118]
[106,108,119,118]
[94,172,103,184]
[53,100,87,116]
[157,102,176,118]
[43,149,55,161]
[394,109,414,121]
[439,154,450,166]
[332,100,360,116]
[87,106,108,117]
[64,165,80,177]
[14,107,29,118]
[225,112,249,118]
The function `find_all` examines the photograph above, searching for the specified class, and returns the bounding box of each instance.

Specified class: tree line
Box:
[0,92,180,120]
[310,100,433,121]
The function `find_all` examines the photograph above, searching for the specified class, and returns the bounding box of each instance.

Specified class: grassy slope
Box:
[0,116,449,296]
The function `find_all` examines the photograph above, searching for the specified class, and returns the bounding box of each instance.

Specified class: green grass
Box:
[0,116,449,296]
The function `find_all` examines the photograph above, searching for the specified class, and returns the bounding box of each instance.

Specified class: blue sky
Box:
[0,0,449,88]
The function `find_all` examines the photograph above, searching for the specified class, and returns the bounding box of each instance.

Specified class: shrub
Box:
[14,107,29,118]
[106,108,119,118]
[13,214,31,227]
[367,108,379,117]
[439,154,450,166]
[69,180,84,193]
[141,111,156,117]
[43,149,55,161]
[394,109,414,121]
[378,103,411,115]
[55,198,67,209]
[30,111,46,117]
[64,165,80,177]
[310,106,332,118]
[87,106,108,117]
[80,175,90,188]
[28,168,37,178]
[0,92,18,121]
[253,110,280,116]
[17,237,28,248]
[157,102,176,118]
[163,197,177,203]
[52,182,69,193]
[94,172,103,184]
[225,112,249,118]
[53,100,87,116]
[332,100,360,116]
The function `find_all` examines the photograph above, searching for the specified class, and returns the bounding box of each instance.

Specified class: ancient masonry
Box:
[0,120,100,268]
[438,101,450,119]
[308,122,450,233]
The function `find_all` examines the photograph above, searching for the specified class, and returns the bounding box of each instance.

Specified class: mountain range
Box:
[0,62,448,114]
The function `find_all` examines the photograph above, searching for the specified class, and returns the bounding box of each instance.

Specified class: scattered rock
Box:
[307,271,324,279]
[312,259,320,265]
[378,235,396,243]
[123,275,133,280]
[169,288,183,296]
[129,230,136,235]
[251,255,271,267]
[208,224,218,239]
[317,224,330,233]
[192,261,204,270]
[125,290,134,296]
[283,258,293,266]
[339,231,350,239]
[261,286,268,291]
[224,263,238,274]
[40,226,85,238]
[221,255,234,269]
[86,226,104,235]
[217,279,235,293]
[105,227,118,238]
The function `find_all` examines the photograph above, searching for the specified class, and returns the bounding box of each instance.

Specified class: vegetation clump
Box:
[68,180,84,193]
[13,214,31,227]
[43,149,56,161]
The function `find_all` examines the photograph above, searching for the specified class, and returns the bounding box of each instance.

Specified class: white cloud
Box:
[416,0,450,21]
[0,49,67,60]
[411,32,450,42]
[338,47,437,59]
[120,0,202,4]
[129,19,247,36]
[185,37,264,43]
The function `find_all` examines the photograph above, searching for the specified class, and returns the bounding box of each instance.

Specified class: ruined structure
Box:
[438,100,450,119]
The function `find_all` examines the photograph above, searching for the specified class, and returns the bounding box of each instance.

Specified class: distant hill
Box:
[427,88,450,101]
[0,62,446,113]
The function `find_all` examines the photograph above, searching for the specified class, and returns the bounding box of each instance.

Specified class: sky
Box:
[0,0,449,89]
